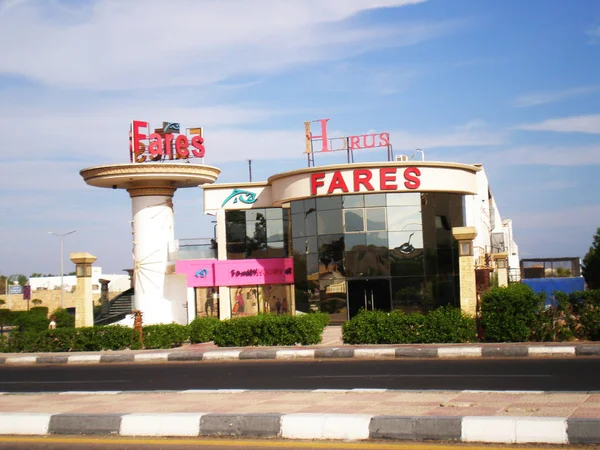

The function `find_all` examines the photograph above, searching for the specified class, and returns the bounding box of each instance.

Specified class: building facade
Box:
[174,161,518,324]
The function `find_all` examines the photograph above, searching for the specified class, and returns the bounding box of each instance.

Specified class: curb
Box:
[0,412,598,443]
[1,344,599,365]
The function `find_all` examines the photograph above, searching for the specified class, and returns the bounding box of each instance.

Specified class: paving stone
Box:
[415,416,462,440]
[567,419,600,444]
[369,416,416,439]
[99,354,135,364]
[395,347,438,358]
[200,413,281,437]
[575,346,600,356]
[37,355,69,364]
[239,350,277,360]
[482,346,528,357]
[49,413,122,435]
[314,348,354,358]
[167,352,203,362]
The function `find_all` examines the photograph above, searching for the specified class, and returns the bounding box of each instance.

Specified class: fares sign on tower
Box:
[129,121,205,163]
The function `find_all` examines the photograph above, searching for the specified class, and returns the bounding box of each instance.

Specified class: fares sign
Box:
[130,121,205,163]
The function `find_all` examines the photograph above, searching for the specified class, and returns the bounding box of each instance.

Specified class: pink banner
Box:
[176,258,294,288]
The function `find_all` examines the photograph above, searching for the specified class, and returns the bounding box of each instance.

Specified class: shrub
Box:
[30,306,49,317]
[0,309,11,326]
[481,284,545,342]
[553,290,600,341]
[9,310,49,333]
[51,308,75,328]
[213,313,329,347]
[1,325,142,353]
[342,307,475,345]
[143,324,189,349]
[189,317,220,343]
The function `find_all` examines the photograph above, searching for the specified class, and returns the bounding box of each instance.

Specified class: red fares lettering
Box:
[132,121,205,162]
[310,168,421,195]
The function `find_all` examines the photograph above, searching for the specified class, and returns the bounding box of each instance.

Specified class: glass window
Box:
[389,231,424,252]
[245,220,266,243]
[267,219,284,242]
[317,209,343,235]
[290,200,304,215]
[245,209,265,221]
[345,250,389,277]
[195,287,219,318]
[231,286,260,317]
[366,208,386,231]
[267,241,286,258]
[366,231,388,248]
[291,213,305,238]
[305,208,317,236]
[318,234,344,279]
[364,193,386,207]
[387,206,422,232]
[261,284,291,315]
[306,236,318,254]
[344,209,364,232]
[226,211,246,242]
[343,195,364,208]
[391,276,429,313]
[316,196,342,211]
[266,208,281,220]
[307,253,319,279]
[345,232,366,251]
[390,251,424,277]
[387,193,420,206]
[293,237,307,254]
[304,198,316,211]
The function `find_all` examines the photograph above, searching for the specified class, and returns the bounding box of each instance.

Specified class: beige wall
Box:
[0,290,101,314]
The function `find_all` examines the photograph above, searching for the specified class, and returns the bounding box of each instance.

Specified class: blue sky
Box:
[0,0,599,276]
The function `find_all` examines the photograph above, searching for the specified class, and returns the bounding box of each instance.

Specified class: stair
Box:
[94,288,134,326]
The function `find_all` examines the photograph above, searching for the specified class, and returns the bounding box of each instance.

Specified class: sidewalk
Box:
[0,390,599,443]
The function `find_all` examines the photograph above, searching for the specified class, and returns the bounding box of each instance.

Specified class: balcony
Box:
[168,238,217,261]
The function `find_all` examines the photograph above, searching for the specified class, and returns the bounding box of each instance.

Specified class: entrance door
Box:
[347,279,391,320]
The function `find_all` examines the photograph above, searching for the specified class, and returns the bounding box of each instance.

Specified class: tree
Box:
[582,228,600,290]
[8,274,27,286]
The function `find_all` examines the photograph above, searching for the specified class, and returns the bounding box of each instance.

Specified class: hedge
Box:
[213,312,330,347]
[0,326,142,353]
[342,307,476,345]
[189,317,220,343]
[143,324,189,349]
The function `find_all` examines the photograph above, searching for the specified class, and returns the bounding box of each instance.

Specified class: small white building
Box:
[29,268,131,295]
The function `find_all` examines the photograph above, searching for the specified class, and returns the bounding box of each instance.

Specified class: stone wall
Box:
[0,290,102,314]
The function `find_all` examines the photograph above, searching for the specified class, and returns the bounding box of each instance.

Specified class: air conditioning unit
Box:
[395,154,408,162]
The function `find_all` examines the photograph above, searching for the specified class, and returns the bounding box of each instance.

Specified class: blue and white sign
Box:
[8,285,22,295]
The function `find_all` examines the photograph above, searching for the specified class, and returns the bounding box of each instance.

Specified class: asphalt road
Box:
[0,358,598,392]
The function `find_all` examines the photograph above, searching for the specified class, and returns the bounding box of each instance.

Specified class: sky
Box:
[0,0,599,277]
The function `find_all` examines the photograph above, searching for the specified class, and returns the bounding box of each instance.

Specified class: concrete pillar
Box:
[128,183,177,325]
[451,227,478,317]
[69,252,97,328]
[493,252,509,287]
[98,278,110,315]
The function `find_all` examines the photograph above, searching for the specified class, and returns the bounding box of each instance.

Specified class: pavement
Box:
[0,326,599,444]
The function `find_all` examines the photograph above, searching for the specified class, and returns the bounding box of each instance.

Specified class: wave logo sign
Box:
[221,189,258,207]
[195,268,209,279]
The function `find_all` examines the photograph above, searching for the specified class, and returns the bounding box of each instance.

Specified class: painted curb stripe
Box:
[0,413,597,443]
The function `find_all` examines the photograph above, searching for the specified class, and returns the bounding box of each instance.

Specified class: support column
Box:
[128,183,177,325]
[69,252,97,328]
[493,252,509,287]
[452,227,478,317]
[98,278,110,315]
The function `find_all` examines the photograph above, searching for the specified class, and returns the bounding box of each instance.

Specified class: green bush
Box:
[189,317,220,343]
[143,324,189,349]
[552,290,600,341]
[30,306,49,317]
[8,310,50,333]
[481,284,544,342]
[342,307,475,345]
[1,325,142,353]
[51,308,75,328]
[0,309,11,326]
[213,313,329,347]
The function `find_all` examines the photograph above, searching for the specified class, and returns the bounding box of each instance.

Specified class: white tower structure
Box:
[80,163,220,324]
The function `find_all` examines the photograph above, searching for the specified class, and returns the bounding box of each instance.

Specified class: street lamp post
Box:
[48,230,76,309]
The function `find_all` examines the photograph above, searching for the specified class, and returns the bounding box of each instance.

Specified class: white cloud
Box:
[516,114,600,134]
[0,0,453,90]
[513,86,598,108]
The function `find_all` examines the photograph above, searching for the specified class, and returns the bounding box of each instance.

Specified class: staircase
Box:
[94,288,135,326]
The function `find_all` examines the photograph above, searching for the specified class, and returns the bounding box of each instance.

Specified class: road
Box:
[0,358,598,392]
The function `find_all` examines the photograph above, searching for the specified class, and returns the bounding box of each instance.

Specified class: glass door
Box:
[347,278,391,320]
